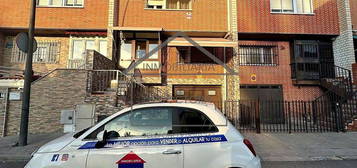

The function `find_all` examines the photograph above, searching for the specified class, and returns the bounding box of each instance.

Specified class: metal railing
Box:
[224,100,344,133]
[87,70,170,104]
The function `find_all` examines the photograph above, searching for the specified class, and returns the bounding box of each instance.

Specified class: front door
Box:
[173,85,222,110]
[85,107,183,168]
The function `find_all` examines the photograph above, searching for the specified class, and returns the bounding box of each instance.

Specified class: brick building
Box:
[0,0,356,136]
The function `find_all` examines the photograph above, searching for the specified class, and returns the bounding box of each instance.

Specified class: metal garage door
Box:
[240,85,284,124]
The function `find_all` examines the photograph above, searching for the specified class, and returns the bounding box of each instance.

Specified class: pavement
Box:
[0,132,63,162]
[243,132,357,161]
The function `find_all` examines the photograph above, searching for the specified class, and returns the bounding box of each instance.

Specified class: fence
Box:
[87,70,170,104]
[224,99,347,133]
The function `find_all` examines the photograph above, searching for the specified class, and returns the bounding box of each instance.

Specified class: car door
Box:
[85,107,183,168]
[172,107,228,168]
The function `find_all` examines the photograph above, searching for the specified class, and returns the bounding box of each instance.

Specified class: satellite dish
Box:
[15,32,37,53]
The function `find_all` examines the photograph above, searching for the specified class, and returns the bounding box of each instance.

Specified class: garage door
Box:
[173,85,222,110]
[240,85,284,124]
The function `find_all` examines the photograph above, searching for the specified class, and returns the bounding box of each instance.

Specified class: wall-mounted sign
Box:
[176,90,185,96]
[251,74,257,82]
[9,92,21,101]
[208,90,216,96]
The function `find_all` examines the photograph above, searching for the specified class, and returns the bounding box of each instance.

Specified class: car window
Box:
[172,107,218,134]
[84,107,218,140]
[104,108,173,138]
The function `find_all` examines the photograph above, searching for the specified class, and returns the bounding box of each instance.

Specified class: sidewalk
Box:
[0,132,63,161]
[243,132,357,161]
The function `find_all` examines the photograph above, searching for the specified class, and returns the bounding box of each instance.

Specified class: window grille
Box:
[11,41,60,63]
[239,45,278,66]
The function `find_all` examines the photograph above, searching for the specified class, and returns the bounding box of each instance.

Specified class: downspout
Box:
[2,88,9,137]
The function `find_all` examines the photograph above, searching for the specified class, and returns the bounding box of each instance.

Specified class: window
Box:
[145,0,192,10]
[135,41,147,59]
[120,40,159,60]
[70,38,107,60]
[178,47,220,64]
[36,0,84,7]
[11,41,60,63]
[239,45,278,66]
[85,107,218,140]
[0,92,5,99]
[271,0,313,14]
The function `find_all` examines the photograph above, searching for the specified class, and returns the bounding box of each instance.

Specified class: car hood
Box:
[37,133,76,153]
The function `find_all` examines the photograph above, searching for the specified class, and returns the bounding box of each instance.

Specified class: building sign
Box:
[9,92,21,100]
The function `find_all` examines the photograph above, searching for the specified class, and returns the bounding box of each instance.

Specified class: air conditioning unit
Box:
[147,0,165,9]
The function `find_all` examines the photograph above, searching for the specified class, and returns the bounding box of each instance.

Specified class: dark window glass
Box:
[172,107,218,134]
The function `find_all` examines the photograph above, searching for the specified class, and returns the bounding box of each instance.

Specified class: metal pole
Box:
[18,0,36,146]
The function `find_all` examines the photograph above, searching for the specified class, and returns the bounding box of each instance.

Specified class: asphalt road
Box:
[1,160,357,168]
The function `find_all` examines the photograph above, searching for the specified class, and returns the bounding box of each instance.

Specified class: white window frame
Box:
[36,0,84,8]
[270,0,314,14]
[69,37,108,60]
[145,0,192,10]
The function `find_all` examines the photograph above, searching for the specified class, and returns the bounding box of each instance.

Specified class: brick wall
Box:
[239,41,323,101]
[353,63,357,84]
[0,0,108,30]
[86,50,117,70]
[350,0,357,30]
[117,0,227,32]
[333,0,355,71]
[237,0,339,35]
[0,88,8,137]
[0,33,4,64]
[4,69,87,136]
[0,36,69,74]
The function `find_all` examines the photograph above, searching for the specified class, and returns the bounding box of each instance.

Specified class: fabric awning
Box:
[168,38,237,47]
[353,35,357,39]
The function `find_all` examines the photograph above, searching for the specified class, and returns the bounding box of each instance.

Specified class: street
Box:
[2,160,357,168]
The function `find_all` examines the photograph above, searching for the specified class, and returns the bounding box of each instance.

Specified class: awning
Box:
[353,35,357,39]
[113,27,163,31]
[168,38,237,47]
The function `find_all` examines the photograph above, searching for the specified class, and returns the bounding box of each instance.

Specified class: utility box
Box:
[60,110,74,124]
[60,110,75,133]
[74,104,95,132]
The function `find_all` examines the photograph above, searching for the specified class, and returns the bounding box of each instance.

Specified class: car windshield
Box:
[73,126,92,139]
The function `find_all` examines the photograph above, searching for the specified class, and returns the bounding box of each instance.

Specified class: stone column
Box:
[333,0,356,71]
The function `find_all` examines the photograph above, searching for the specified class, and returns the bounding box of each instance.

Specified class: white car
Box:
[26,102,261,168]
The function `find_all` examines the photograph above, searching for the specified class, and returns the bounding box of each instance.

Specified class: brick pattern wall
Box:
[4,69,87,136]
[0,0,108,30]
[350,0,357,30]
[0,88,8,137]
[237,0,339,35]
[0,36,69,74]
[333,0,355,71]
[0,33,4,64]
[118,0,227,31]
[239,41,323,101]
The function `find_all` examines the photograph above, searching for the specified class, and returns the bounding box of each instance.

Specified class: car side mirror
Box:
[97,130,105,142]
[95,130,108,148]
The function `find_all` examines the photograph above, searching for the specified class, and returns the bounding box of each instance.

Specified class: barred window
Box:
[11,41,60,63]
[239,45,278,66]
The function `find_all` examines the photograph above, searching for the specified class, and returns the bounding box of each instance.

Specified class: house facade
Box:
[0,0,356,136]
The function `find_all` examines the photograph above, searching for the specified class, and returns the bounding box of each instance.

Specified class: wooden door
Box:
[173,85,222,110]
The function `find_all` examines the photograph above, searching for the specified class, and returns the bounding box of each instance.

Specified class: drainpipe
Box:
[2,88,10,137]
